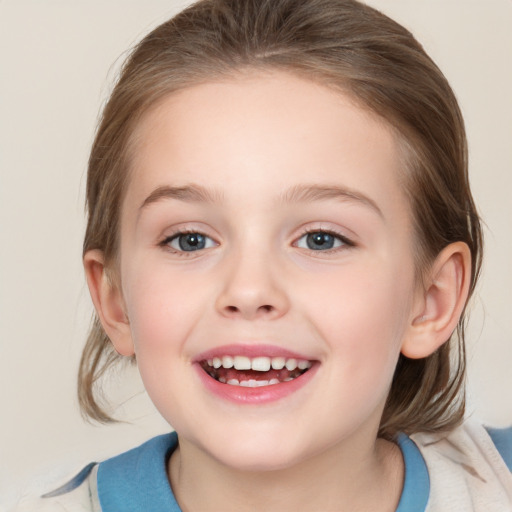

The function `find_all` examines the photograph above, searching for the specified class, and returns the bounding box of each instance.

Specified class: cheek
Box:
[122,264,204,357]
[120,267,203,421]
[300,259,414,368]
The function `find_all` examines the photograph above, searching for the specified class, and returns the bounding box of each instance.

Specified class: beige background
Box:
[1,0,511,508]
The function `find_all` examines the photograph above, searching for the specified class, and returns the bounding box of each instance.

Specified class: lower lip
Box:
[194,363,319,404]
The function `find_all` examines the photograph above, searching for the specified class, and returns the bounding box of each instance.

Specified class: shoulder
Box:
[9,432,180,512]
[9,464,100,512]
[411,419,512,511]
[412,419,512,473]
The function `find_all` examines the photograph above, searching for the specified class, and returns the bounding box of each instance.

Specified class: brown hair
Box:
[79,0,483,437]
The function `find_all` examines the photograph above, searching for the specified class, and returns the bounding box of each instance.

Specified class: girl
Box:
[13,0,512,510]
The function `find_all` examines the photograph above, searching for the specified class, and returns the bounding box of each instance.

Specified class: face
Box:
[116,71,420,471]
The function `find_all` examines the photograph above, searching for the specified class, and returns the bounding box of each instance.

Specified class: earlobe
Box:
[83,250,135,357]
[401,242,471,359]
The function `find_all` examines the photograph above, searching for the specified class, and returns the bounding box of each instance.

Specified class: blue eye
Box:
[296,231,347,251]
[167,232,216,252]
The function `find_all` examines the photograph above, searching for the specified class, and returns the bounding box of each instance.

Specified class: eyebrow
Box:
[280,184,383,218]
[139,183,383,218]
[140,184,223,210]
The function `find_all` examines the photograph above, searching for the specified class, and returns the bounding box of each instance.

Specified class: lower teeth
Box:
[220,377,283,387]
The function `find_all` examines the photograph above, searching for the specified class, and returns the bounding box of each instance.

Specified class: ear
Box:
[83,250,135,357]
[401,242,472,359]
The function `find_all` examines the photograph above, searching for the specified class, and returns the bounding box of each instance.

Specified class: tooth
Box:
[298,360,311,370]
[222,356,234,369]
[213,357,222,369]
[284,377,294,382]
[251,357,271,372]
[208,359,213,366]
[269,378,280,385]
[271,357,286,370]
[237,379,273,387]
[227,379,240,386]
[285,358,298,371]
[233,356,251,370]
[218,377,226,383]
[240,379,258,387]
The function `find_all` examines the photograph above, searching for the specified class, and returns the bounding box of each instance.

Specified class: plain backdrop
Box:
[1,0,511,508]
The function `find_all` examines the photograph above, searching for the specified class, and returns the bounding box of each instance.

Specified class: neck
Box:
[168,431,404,512]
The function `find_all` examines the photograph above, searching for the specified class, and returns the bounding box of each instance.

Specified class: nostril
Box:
[224,304,274,315]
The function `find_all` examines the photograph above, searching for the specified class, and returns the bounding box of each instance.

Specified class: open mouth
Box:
[200,355,313,387]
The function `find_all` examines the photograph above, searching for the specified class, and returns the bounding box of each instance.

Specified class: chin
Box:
[205,433,309,473]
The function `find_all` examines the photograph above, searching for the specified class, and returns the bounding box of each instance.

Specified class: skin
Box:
[85,71,471,511]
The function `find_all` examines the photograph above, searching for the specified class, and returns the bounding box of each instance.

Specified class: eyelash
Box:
[159,229,216,256]
[159,228,355,256]
[294,228,355,253]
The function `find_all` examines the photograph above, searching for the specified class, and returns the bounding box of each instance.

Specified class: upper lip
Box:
[193,344,315,363]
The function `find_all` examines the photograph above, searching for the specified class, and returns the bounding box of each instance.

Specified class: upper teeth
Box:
[207,356,311,372]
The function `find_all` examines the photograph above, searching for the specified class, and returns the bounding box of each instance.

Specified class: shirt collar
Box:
[98,432,181,512]
[396,433,430,512]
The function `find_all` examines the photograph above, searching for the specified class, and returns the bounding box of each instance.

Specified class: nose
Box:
[215,250,290,321]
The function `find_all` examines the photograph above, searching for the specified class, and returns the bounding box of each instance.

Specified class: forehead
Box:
[125,71,408,222]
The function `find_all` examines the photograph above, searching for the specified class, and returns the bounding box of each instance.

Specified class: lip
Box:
[193,344,319,405]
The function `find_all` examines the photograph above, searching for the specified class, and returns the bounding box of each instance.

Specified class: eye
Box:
[296,230,350,251]
[165,232,216,252]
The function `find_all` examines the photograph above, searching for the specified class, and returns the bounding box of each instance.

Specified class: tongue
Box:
[217,367,294,382]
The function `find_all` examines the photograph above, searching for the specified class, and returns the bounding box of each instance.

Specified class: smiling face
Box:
[111,71,422,470]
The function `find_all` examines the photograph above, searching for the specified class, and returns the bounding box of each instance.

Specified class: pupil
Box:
[307,232,334,250]
[179,233,205,251]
